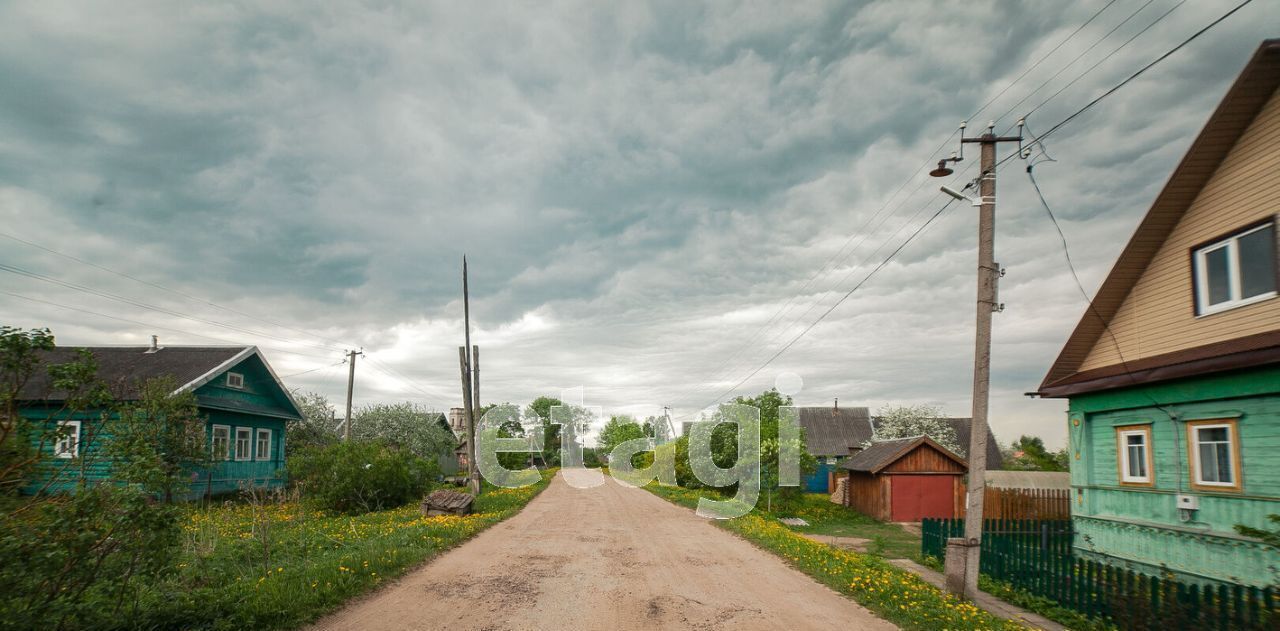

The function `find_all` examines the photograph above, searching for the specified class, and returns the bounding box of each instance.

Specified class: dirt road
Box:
[311,471,897,630]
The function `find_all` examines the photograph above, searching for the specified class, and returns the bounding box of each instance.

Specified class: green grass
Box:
[645,483,1025,630]
[123,470,555,630]
[779,493,922,559]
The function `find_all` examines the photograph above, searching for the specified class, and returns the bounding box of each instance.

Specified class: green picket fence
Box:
[921,518,1278,630]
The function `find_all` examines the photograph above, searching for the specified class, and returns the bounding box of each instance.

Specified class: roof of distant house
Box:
[795,406,872,456]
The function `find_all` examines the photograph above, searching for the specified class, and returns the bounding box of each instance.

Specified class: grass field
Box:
[126,470,554,630]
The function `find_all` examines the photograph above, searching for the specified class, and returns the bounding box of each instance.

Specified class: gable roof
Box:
[795,406,872,456]
[1039,40,1280,396]
[12,345,303,419]
[839,435,967,474]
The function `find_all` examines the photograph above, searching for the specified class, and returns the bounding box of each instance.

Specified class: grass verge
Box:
[129,469,555,630]
[645,483,1024,630]
[781,493,921,559]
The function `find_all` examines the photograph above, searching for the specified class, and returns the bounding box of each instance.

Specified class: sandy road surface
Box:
[311,471,897,630]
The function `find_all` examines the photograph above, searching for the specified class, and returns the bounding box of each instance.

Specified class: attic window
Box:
[1193,221,1276,316]
[226,372,245,389]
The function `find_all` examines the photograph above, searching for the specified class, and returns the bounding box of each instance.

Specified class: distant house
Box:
[795,404,872,492]
[836,435,967,522]
[14,345,301,498]
[791,404,1003,493]
[1034,41,1280,586]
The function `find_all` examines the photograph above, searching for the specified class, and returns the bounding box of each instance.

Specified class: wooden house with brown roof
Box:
[1034,40,1280,586]
[835,435,967,522]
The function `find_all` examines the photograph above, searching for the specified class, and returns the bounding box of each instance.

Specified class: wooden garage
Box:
[836,436,966,522]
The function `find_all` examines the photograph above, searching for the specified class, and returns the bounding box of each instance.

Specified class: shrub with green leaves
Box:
[288,440,438,514]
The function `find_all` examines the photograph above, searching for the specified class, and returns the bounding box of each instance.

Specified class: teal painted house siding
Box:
[1067,365,1280,586]
[20,349,299,500]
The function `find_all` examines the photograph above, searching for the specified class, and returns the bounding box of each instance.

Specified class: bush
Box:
[0,483,182,630]
[287,440,438,514]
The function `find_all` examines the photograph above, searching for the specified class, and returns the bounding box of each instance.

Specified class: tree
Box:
[1002,435,1068,472]
[0,326,182,629]
[597,415,645,457]
[286,391,340,452]
[525,396,562,466]
[109,376,210,503]
[672,389,816,512]
[350,402,456,462]
[871,404,964,456]
[1,327,111,496]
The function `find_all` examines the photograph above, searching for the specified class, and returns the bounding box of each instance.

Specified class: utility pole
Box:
[343,349,362,441]
[460,256,480,495]
[933,120,1021,599]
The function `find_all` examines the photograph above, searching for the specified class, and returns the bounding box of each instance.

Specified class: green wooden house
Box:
[17,344,303,499]
[1035,41,1280,586]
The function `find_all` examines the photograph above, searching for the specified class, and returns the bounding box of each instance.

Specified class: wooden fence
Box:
[982,487,1071,520]
[922,518,1278,630]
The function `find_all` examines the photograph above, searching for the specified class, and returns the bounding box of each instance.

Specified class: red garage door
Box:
[890,475,955,522]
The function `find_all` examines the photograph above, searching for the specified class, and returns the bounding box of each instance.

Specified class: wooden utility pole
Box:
[343,349,362,441]
[936,121,1021,599]
[460,256,480,494]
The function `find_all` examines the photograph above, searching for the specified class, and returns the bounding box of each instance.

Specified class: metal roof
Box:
[985,470,1070,490]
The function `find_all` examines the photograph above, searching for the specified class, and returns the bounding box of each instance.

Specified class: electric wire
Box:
[0,231,356,349]
[0,262,343,353]
[0,289,339,361]
[685,197,961,416]
[1035,0,1256,142]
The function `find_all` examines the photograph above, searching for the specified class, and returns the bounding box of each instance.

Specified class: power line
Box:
[0,262,343,353]
[1025,164,1178,422]
[1036,0,1256,142]
[0,289,339,360]
[970,0,1122,124]
[667,6,1128,407]
[1027,0,1187,117]
[990,0,1161,126]
[0,231,356,349]
[281,360,348,379]
[685,197,960,416]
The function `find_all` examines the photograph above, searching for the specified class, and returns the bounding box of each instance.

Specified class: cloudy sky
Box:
[1,1,1272,448]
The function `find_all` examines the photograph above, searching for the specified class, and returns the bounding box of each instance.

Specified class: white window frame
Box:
[255,428,272,461]
[211,424,231,461]
[1189,422,1239,490]
[1194,223,1277,316]
[226,372,245,389]
[54,420,81,459]
[1117,428,1151,484]
[234,427,252,461]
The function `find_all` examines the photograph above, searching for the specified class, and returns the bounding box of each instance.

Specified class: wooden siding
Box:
[843,471,892,521]
[1079,87,1280,372]
[881,444,967,474]
[1066,369,1280,585]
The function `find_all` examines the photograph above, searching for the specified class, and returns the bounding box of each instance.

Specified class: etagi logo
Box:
[474,376,807,520]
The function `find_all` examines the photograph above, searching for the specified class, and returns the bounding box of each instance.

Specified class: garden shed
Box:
[837,435,966,522]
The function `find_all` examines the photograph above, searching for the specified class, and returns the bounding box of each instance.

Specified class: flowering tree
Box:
[870,404,964,456]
